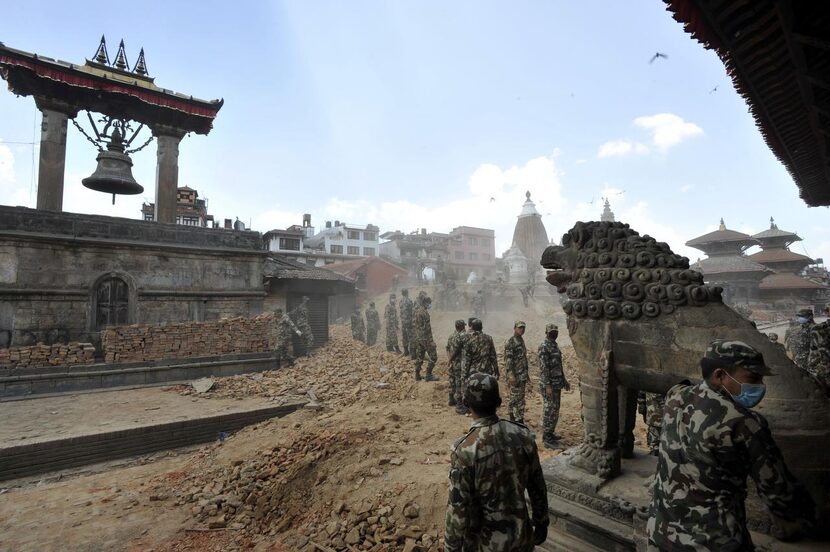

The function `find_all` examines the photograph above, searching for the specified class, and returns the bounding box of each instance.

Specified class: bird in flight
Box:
[649,52,669,64]
[489,197,496,202]
[709,85,719,94]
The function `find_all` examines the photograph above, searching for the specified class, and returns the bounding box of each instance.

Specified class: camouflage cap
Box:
[704,339,774,376]
[545,323,559,334]
[463,372,501,410]
[514,320,526,328]
[455,319,467,327]
[418,290,427,298]
[797,308,814,318]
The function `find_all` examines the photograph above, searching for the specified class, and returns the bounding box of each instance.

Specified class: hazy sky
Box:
[1,1,828,264]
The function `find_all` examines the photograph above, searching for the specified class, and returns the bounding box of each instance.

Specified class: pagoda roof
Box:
[759,273,827,290]
[665,1,830,206]
[0,41,222,134]
[748,249,812,265]
[692,255,770,275]
[685,220,757,248]
[751,217,801,241]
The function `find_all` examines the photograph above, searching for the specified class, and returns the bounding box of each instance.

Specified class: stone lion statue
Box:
[542,221,829,523]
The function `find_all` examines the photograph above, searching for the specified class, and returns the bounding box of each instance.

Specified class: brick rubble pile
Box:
[0,342,96,369]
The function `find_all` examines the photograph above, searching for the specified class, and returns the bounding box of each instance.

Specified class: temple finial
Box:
[113,39,129,70]
[93,35,109,65]
[133,48,148,76]
[719,218,726,231]
[770,216,776,229]
[525,190,531,200]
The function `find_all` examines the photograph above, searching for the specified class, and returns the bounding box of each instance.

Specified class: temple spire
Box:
[601,197,615,222]
[113,39,128,70]
[93,35,109,65]
[719,218,726,231]
[770,216,777,229]
[133,48,148,76]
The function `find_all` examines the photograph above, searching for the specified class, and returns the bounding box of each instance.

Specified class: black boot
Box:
[448,393,456,406]
[415,368,422,381]
[425,366,438,382]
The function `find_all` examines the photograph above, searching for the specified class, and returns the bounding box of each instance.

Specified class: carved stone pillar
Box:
[152,126,186,224]
[34,98,77,211]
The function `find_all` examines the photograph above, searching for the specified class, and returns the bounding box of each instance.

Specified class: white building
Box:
[305,220,379,258]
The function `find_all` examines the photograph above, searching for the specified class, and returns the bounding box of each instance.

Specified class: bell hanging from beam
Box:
[82,126,144,203]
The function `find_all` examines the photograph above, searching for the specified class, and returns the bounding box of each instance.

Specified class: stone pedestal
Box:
[34,99,76,211]
[152,127,185,224]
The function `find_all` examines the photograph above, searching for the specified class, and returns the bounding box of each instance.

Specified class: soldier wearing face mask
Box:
[647,339,815,551]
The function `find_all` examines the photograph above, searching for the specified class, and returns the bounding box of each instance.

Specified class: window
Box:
[483,253,491,261]
[143,213,154,221]
[330,245,344,254]
[279,237,301,251]
[455,251,464,260]
[363,247,376,256]
[481,238,490,247]
[469,252,478,261]
[348,230,361,240]
[363,231,377,241]
[95,276,129,329]
[468,237,478,246]
[347,246,360,255]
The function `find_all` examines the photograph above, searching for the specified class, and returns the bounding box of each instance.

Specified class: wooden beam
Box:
[805,73,830,93]
[792,31,830,51]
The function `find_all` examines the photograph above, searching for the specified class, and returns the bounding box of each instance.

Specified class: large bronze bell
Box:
[82,127,144,200]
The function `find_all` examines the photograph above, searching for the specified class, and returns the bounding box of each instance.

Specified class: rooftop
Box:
[692,255,770,275]
[747,249,813,265]
[686,219,758,248]
[759,273,827,290]
[263,256,353,282]
[751,217,802,242]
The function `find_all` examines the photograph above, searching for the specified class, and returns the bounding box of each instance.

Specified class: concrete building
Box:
[446,226,497,282]
[141,186,215,227]
[305,221,379,258]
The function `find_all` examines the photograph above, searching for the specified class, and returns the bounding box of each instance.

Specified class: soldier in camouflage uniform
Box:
[787,308,815,370]
[808,320,830,393]
[647,339,815,551]
[364,301,380,346]
[471,289,485,319]
[274,308,301,367]
[293,296,315,354]
[399,289,415,357]
[350,306,365,343]
[444,373,549,551]
[463,318,499,378]
[537,323,569,449]
[446,319,467,408]
[637,392,665,456]
[504,321,529,424]
[384,294,401,353]
[413,294,438,381]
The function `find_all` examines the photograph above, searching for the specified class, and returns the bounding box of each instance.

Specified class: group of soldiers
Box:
[273,296,315,367]
[783,307,830,391]
[349,288,570,449]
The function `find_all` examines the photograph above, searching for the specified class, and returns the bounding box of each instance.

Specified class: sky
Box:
[1,1,828,265]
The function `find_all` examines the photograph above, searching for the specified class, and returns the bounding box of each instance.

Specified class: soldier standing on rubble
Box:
[538,323,569,449]
[809,320,830,393]
[399,288,415,357]
[293,296,315,355]
[786,308,814,370]
[413,293,438,381]
[444,373,549,552]
[504,321,529,424]
[351,306,365,343]
[274,307,301,367]
[365,301,380,346]
[647,339,815,551]
[637,392,664,456]
[471,289,485,320]
[463,318,499,378]
[384,294,401,353]
[446,319,467,408]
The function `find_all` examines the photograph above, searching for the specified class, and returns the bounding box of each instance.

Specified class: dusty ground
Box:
[0,293,650,552]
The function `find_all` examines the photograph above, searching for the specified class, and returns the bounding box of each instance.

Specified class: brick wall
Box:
[0,342,96,369]
[101,313,277,364]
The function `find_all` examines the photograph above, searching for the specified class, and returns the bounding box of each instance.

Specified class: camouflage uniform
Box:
[788,309,814,370]
[808,320,830,392]
[351,309,365,342]
[637,392,664,455]
[471,291,485,319]
[384,296,400,353]
[399,291,415,357]
[446,324,468,405]
[274,309,300,367]
[365,303,380,346]
[413,297,438,380]
[504,322,529,424]
[293,298,315,354]
[445,373,549,552]
[647,340,815,552]
[538,325,567,445]
[463,330,499,379]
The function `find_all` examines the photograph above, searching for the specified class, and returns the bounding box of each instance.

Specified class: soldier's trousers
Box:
[449,360,463,401]
[643,392,665,452]
[508,381,527,423]
[542,388,562,441]
[401,324,412,355]
[366,328,378,346]
[414,340,437,375]
[352,328,364,342]
[386,328,399,352]
[276,345,293,367]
